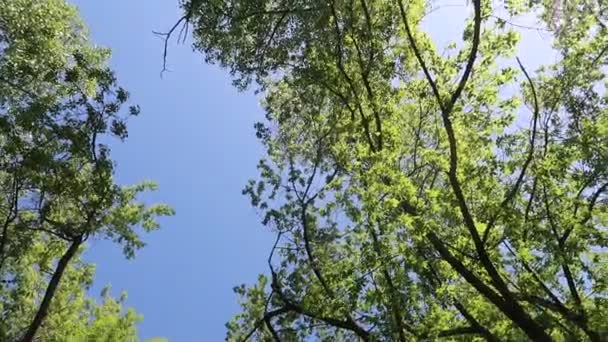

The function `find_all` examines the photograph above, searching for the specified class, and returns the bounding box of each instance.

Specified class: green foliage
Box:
[0,0,173,340]
[1,244,141,341]
[185,0,608,340]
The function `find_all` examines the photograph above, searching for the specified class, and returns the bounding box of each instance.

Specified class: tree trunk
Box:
[19,236,83,342]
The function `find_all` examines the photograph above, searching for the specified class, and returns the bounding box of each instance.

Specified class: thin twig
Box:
[153,15,189,76]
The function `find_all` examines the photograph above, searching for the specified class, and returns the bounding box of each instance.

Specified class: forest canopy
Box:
[0,0,607,340]
[176,0,608,340]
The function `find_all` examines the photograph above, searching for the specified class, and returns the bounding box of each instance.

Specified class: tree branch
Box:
[330,1,378,152]
[483,57,540,243]
[427,232,551,340]
[270,275,371,340]
[154,16,187,75]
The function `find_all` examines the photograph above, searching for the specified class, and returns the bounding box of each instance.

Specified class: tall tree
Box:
[178,0,608,340]
[0,0,173,340]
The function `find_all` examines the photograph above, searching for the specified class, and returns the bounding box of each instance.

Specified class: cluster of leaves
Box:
[184,0,608,340]
[0,0,173,340]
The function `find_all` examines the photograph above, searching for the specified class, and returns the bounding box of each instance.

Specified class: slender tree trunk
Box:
[0,218,13,272]
[19,235,83,342]
[0,177,19,272]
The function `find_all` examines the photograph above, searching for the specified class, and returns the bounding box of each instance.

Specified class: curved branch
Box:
[397,7,546,338]
[153,15,190,76]
[561,181,608,244]
[240,307,290,342]
[483,57,540,243]
[398,0,445,113]
[368,222,409,341]
[452,301,500,342]
[447,0,482,112]
[330,1,378,152]
[400,0,512,300]
[288,148,368,339]
[270,276,371,340]
[264,315,282,342]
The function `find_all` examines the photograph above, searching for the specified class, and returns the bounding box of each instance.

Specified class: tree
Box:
[0,0,173,340]
[1,240,142,341]
[179,0,608,340]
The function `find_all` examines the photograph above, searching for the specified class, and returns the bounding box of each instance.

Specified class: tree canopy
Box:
[180,0,608,340]
[2,0,607,340]
[0,0,172,340]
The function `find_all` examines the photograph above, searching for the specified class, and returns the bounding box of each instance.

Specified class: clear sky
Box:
[70,1,553,340]
[72,1,273,341]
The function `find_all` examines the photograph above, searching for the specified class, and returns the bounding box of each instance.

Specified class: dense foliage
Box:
[181,0,608,340]
[0,0,172,340]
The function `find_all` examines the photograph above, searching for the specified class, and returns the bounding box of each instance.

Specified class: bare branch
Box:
[153,15,189,76]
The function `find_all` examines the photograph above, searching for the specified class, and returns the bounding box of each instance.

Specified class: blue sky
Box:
[73,1,273,340]
[71,1,553,340]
